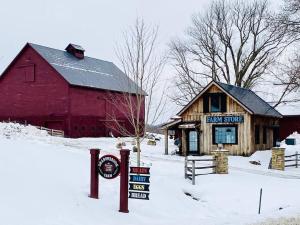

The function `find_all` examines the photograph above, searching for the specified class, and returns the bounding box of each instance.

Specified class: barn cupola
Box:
[65,43,85,59]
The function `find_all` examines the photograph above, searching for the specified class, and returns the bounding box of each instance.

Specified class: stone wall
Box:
[271,147,285,170]
[211,150,229,174]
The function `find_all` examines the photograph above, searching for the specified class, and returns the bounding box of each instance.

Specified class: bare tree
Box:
[170,0,291,106]
[107,18,166,167]
[268,0,300,106]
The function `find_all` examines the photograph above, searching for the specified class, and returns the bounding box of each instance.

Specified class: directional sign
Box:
[98,155,120,179]
[129,191,150,200]
[129,183,150,192]
[129,175,150,183]
[130,167,150,175]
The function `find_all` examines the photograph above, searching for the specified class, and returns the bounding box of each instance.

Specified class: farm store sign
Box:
[98,155,120,179]
[206,115,244,123]
[129,167,150,200]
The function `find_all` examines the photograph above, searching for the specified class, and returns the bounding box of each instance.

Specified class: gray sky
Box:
[0,0,208,69]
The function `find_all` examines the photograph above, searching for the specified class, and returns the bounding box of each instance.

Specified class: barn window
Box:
[203,93,227,113]
[212,125,237,144]
[263,126,267,144]
[255,125,260,144]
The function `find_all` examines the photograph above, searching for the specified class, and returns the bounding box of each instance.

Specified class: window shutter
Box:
[221,93,227,112]
[203,94,209,113]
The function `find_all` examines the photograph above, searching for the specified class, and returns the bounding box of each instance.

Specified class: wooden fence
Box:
[184,157,216,185]
[285,151,299,168]
[35,126,64,137]
[2,120,64,137]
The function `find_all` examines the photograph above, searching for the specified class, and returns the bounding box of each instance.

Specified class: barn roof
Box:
[28,43,145,95]
[178,81,282,118]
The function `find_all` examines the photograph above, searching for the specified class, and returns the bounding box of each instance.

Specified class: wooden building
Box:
[0,43,145,138]
[162,81,282,156]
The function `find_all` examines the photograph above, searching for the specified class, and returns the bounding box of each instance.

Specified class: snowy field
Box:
[0,123,300,225]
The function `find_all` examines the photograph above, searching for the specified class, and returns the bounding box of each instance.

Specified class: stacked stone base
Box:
[211,150,229,174]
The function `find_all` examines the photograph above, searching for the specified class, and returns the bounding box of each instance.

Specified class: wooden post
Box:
[258,188,262,214]
[184,157,187,179]
[296,151,298,168]
[192,160,195,185]
[164,129,168,155]
[182,129,187,156]
[119,149,130,213]
[89,149,100,199]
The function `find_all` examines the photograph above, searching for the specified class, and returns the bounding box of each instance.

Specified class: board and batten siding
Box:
[181,84,252,156]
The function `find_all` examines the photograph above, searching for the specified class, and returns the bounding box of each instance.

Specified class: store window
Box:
[213,125,237,144]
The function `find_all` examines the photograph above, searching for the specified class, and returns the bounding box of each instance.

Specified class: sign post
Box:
[89,148,100,199]
[119,149,130,213]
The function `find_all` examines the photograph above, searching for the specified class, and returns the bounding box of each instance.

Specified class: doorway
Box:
[188,130,199,155]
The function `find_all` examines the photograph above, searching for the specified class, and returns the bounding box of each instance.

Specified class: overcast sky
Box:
[1,0,295,123]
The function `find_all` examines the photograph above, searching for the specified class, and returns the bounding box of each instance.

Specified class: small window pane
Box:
[211,95,220,112]
[214,126,236,144]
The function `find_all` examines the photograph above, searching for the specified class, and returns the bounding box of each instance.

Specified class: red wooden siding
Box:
[280,115,300,140]
[0,44,145,138]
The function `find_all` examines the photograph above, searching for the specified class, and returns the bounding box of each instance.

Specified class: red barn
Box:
[280,115,300,140]
[0,43,145,138]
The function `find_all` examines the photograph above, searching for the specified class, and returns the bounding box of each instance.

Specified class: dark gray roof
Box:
[29,43,145,95]
[216,82,282,118]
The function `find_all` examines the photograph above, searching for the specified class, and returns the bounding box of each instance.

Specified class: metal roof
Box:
[29,43,145,95]
[215,82,282,118]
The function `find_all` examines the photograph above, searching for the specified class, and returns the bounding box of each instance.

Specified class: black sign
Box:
[130,167,150,175]
[129,175,150,183]
[129,183,150,192]
[98,155,120,179]
[129,191,150,200]
[206,115,244,123]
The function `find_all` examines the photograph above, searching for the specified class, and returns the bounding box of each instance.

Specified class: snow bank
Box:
[0,122,49,139]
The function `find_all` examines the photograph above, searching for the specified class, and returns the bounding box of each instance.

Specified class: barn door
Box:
[45,121,64,131]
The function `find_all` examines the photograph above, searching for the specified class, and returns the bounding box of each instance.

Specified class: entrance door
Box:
[188,130,199,155]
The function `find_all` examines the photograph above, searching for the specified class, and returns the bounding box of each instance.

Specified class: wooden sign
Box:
[129,183,150,192]
[130,167,150,175]
[129,191,150,200]
[98,155,120,179]
[206,115,244,124]
[129,166,150,200]
[129,175,150,183]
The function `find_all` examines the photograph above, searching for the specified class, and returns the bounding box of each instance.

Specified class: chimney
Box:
[65,43,85,59]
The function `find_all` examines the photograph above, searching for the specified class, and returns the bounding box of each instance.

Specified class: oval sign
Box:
[98,155,121,179]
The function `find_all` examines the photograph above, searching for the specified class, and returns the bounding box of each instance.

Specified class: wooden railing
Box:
[2,120,64,137]
[184,157,216,185]
[285,151,299,168]
[35,126,64,137]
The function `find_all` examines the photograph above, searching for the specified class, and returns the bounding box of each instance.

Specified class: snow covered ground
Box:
[0,123,300,225]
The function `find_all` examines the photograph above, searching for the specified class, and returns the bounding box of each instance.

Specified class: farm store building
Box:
[162,81,282,156]
[0,43,145,138]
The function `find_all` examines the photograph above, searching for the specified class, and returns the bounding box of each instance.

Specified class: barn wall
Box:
[0,46,69,131]
[280,116,300,140]
[69,86,145,138]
